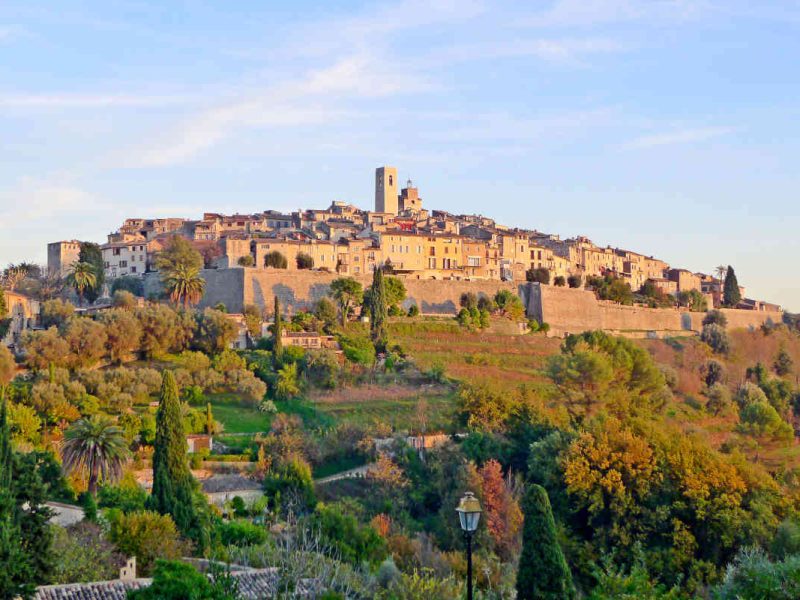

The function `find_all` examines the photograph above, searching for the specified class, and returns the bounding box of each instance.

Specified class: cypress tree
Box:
[723,265,741,307]
[206,402,214,435]
[516,484,575,600]
[273,295,283,366]
[0,389,35,599]
[147,371,203,547]
[369,267,388,352]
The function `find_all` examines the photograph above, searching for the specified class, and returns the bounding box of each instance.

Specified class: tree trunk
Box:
[88,470,98,496]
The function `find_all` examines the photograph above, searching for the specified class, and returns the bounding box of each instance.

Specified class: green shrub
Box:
[217,520,267,547]
[309,504,386,567]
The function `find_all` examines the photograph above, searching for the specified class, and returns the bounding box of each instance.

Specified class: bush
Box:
[705,384,733,416]
[459,292,478,310]
[50,522,124,584]
[738,400,793,441]
[310,504,387,567]
[237,255,254,267]
[263,456,317,515]
[217,520,267,547]
[714,548,800,600]
[107,510,190,575]
[477,295,496,312]
[702,359,725,387]
[264,251,288,269]
[296,253,314,269]
[553,276,566,287]
[701,323,730,354]
[127,560,239,600]
[98,475,148,513]
[339,333,376,366]
[407,303,420,317]
[703,310,728,327]
[567,275,582,288]
[526,267,550,284]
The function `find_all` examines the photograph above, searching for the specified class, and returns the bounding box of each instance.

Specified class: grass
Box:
[206,392,271,434]
[214,434,257,454]
[312,389,457,432]
[389,319,561,391]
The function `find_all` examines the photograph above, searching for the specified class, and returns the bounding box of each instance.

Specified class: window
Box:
[389,175,393,185]
[131,266,137,273]
[428,257,436,269]
[120,260,127,267]
[417,246,421,254]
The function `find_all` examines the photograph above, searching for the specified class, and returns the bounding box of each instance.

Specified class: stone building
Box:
[1,290,40,350]
[667,268,702,293]
[47,240,82,276]
[375,166,399,214]
[101,240,148,278]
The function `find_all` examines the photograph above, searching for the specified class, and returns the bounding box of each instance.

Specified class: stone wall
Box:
[528,283,782,337]
[144,269,783,336]
[193,268,521,315]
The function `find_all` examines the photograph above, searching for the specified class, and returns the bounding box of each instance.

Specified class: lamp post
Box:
[456,491,482,600]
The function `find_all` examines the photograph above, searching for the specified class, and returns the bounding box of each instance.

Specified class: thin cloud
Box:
[523,0,709,28]
[623,126,737,149]
[0,176,106,221]
[0,93,190,109]
[127,55,435,168]
[433,37,623,66]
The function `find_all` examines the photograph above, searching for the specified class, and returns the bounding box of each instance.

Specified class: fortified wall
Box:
[143,270,782,337]
[527,283,782,337]
[144,269,521,316]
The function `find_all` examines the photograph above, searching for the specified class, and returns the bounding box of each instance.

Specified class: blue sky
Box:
[1,0,799,309]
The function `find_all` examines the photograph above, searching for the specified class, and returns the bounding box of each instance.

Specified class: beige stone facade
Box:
[102,241,148,278]
[47,240,82,276]
[375,166,399,214]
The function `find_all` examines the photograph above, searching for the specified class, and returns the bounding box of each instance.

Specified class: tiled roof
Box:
[34,578,152,600]
[200,474,262,493]
[35,568,314,599]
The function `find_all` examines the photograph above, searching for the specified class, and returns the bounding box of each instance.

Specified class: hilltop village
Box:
[46,166,778,313]
[2,167,799,600]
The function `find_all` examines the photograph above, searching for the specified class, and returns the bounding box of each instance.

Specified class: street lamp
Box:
[456,491,482,600]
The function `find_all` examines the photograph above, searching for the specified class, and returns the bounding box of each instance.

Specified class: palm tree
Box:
[67,261,97,306]
[61,415,129,495]
[714,265,726,289]
[163,263,206,308]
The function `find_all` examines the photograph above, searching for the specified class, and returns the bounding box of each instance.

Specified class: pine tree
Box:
[147,371,203,548]
[369,267,388,352]
[273,295,283,366]
[516,484,575,600]
[723,265,741,307]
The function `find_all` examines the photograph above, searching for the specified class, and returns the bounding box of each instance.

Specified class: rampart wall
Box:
[529,283,781,337]
[143,270,782,337]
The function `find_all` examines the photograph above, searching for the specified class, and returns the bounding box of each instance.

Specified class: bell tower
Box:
[375,166,398,214]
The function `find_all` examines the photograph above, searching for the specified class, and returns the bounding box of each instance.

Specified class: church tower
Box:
[375,166,398,214]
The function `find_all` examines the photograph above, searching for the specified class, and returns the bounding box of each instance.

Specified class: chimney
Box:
[119,556,137,581]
